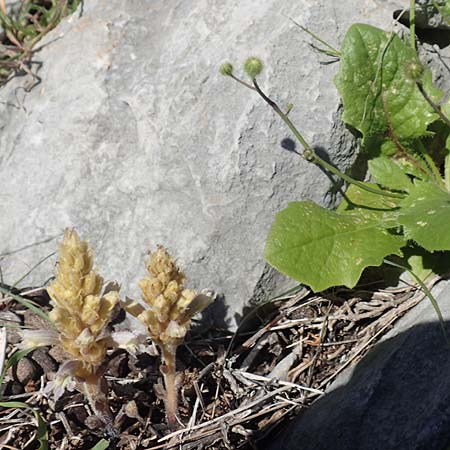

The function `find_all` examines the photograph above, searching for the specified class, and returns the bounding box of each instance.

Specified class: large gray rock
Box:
[414,0,450,30]
[269,280,450,450]
[0,0,404,326]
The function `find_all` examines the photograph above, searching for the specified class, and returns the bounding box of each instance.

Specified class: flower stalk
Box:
[221,58,406,200]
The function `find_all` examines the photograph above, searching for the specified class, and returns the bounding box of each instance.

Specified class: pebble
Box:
[3,380,24,395]
[31,347,58,374]
[13,356,42,384]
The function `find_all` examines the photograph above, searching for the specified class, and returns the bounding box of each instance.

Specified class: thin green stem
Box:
[12,251,56,290]
[230,74,256,91]
[251,79,405,199]
[410,0,416,51]
[416,81,450,128]
[0,285,53,327]
[445,151,450,191]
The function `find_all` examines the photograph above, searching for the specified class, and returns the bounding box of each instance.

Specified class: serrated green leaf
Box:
[395,154,432,181]
[407,253,433,281]
[398,180,450,251]
[406,250,450,282]
[442,95,450,122]
[265,201,405,292]
[399,242,450,282]
[368,156,413,191]
[335,24,439,149]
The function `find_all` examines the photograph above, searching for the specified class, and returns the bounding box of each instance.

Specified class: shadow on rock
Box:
[265,320,450,450]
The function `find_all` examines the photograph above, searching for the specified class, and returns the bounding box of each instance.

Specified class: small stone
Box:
[13,357,42,385]
[30,347,58,374]
[3,380,24,395]
[0,311,22,344]
[85,415,103,430]
[107,352,130,378]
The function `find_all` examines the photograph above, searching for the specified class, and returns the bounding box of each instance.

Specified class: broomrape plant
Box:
[22,229,120,434]
[123,246,213,427]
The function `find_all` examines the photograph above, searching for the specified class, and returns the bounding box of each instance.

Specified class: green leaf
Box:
[265,201,405,292]
[335,24,439,149]
[398,180,450,251]
[0,401,48,450]
[441,94,450,122]
[368,156,413,191]
[395,154,432,181]
[91,439,110,450]
[405,249,450,282]
[338,181,402,219]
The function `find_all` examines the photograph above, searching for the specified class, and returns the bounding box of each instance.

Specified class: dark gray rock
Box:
[0,0,403,326]
[395,1,450,30]
[267,280,450,450]
[415,0,450,30]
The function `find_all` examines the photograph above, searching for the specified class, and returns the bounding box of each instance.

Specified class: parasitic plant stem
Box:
[161,347,179,427]
[83,372,116,436]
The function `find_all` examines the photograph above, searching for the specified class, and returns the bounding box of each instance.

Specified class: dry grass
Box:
[0,0,80,89]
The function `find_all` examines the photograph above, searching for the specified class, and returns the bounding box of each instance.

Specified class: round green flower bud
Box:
[219,63,234,76]
[244,57,263,78]
[404,60,424,82]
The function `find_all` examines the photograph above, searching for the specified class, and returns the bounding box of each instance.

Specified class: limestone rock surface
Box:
[0,0,405,326]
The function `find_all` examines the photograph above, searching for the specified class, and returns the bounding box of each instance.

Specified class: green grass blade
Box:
[410,0,416,50]
[286,15,341,57]
[0,401,48,450]
[0,348,37,396]
[12,251,56,289]
[384,259,450,346]
[0,285,53,327]
[91,439,110,450]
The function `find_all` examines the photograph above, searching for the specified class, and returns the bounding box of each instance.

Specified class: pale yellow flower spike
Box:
[47,229,120,373]
[132,245,213,428]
